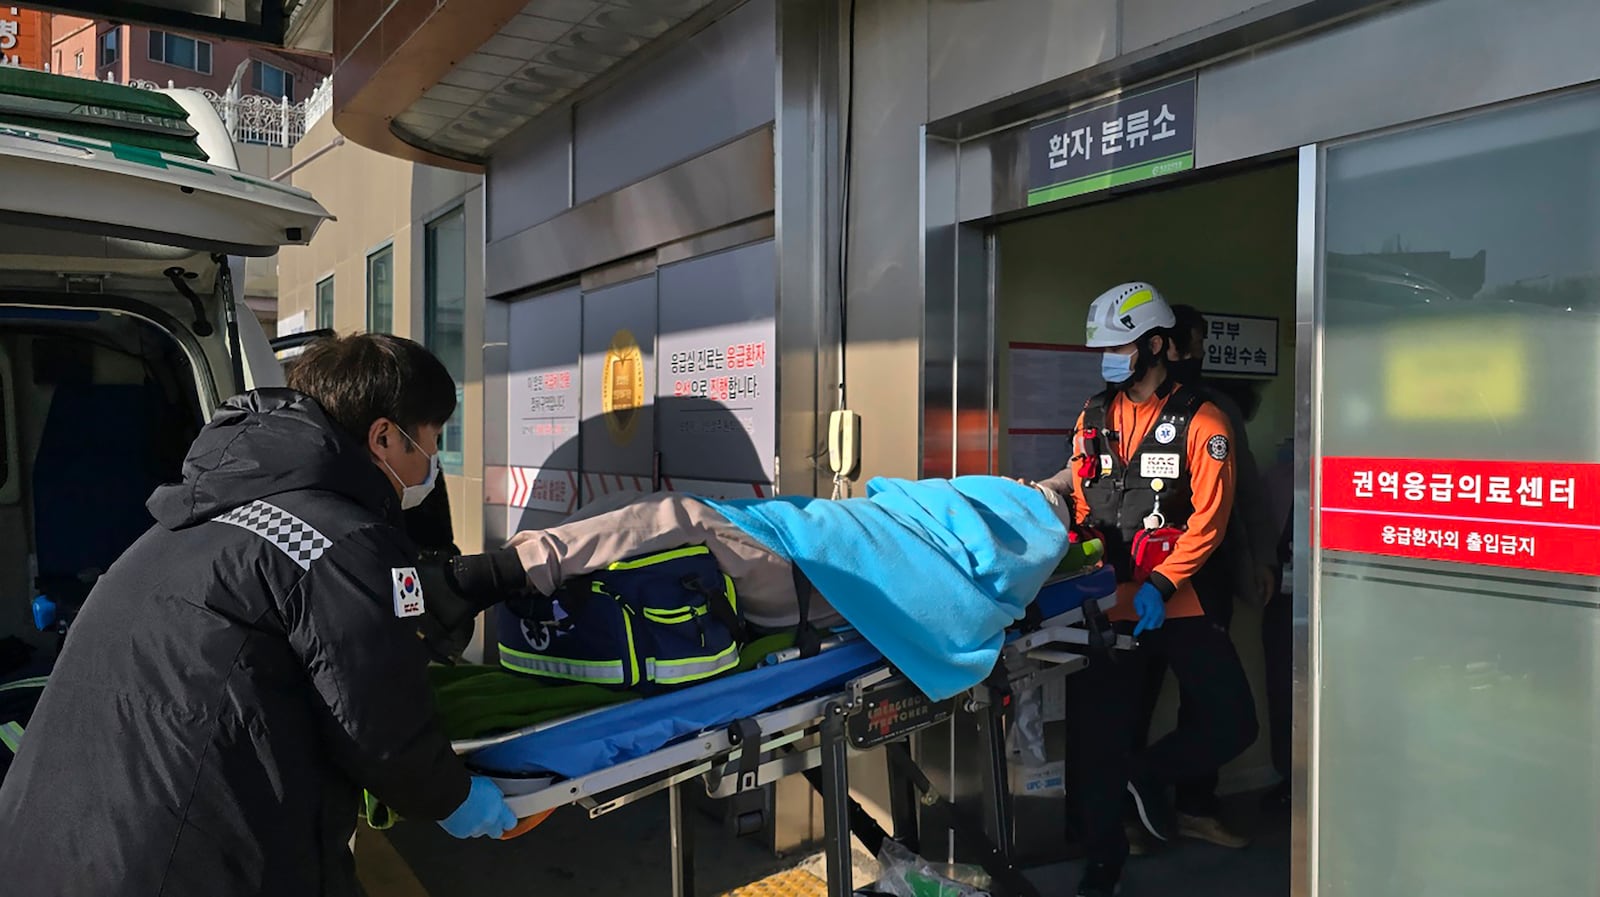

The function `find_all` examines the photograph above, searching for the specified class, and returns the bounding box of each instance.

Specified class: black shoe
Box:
[1126,774,1174,842]
[1076,862,1122,897]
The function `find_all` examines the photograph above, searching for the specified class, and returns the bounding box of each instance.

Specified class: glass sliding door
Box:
[1315,87,1600,897]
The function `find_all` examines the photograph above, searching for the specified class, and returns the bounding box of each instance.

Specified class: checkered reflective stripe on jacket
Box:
[215,500,333,570]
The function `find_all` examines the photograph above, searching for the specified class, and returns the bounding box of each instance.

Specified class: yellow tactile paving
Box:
[718,866,829,897]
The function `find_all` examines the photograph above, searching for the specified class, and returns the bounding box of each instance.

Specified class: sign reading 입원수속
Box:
[1201,313,1279,377]
[1026,78,1197,206]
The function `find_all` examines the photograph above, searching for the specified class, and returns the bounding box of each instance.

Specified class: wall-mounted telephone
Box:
[828,410,860,477]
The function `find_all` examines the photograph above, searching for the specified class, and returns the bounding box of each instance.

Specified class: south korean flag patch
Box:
[1206,434,1231,462]
[392,567,426,618]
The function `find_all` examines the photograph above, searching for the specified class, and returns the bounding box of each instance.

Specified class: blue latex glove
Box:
[438,776,518,839]
[1131,583,1166,638]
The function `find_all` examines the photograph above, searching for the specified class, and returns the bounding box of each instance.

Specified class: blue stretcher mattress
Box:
[468,567,1115,778]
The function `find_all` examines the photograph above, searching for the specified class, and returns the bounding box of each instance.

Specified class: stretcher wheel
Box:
[499,809,556,840]
[731,809,766,838]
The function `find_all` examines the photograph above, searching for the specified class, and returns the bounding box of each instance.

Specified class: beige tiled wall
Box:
[278,114,487,552]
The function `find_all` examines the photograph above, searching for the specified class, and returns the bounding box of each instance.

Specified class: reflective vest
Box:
[1077,384,1204,583]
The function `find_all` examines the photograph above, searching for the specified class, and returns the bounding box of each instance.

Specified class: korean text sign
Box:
[0,7,46,71]
[1201,314,1278,377]
[1320,457,1600,576]
[1026,77,1196,206]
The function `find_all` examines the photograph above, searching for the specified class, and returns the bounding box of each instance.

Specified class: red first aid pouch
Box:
[1130,526,1183,582]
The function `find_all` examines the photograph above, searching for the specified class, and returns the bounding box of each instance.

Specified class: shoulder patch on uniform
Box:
[1154,422,1177,445]
[215,501,332,571]
[1207,434,1231,461]
[392,567,426,618]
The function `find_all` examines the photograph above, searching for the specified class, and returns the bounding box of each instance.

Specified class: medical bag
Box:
[1130,525,1184,583]
[496,545,745,692]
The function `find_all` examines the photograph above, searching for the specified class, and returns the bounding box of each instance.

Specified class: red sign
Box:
[1320,456,1600,576]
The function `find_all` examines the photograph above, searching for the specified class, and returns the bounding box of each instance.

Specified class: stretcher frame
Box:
[457,590,1132,897]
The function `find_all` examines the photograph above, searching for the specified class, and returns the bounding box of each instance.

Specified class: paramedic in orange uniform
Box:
[1031,282,1257,897]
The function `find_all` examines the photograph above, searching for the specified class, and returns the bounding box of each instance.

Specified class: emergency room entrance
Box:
[931,79,1600,897]
[986,159,1298,896]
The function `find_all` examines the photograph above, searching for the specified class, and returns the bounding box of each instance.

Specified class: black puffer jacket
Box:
[0,389,470,897]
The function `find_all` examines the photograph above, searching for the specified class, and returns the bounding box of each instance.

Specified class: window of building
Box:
[73,50,83,73]
[148,30,212,75]
[251,60,295,101]
[315,276,335,331]
[98,28,118,67]
[424,207,468,473]
[366,245,394,334]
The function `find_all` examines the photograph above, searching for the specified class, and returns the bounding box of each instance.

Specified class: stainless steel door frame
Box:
[1292,141,1323,897]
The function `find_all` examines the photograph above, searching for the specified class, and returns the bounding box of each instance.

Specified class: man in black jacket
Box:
[0,333,516,896]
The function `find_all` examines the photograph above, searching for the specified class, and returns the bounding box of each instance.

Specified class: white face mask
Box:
[381,426,439,510]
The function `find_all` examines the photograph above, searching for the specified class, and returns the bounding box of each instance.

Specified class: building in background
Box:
[48,14,328,98]
[0,7,49,70]
[3,9,335,329]
[276,112,485,550]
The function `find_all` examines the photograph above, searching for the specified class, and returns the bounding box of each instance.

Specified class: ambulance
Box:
[0,69,331,718]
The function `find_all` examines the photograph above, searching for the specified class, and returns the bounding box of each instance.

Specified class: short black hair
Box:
[1169,304,1208,357]
[286,333,457,446]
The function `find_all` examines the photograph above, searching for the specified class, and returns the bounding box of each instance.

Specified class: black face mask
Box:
[1169,358,1203,384]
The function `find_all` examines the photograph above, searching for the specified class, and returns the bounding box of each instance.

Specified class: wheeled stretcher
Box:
[451,566,1131,897]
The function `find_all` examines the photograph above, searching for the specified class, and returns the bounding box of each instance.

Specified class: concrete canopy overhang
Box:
[330,0,732,171]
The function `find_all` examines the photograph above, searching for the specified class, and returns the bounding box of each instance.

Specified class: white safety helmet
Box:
[1084,282,1176,348]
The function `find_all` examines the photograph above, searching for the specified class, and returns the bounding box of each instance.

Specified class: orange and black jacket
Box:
[1040,382,1235,622]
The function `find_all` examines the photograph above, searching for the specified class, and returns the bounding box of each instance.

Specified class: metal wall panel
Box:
[487,114,572,243]
[922,134,957,479]
[656,240,777,484]
[507,286,583,471]
[952,224,991,476]
[579,275,658,478]
[486,127,775,296]
[843,0,930,485]
[483,293,512,546]
[1195,0,1600,168]
[949,0,1600,221]
[773,0,840,500]
[1121,0,1279,51]
[927,0,1118,123]
[573,0,776,203]
[955,138,996,224]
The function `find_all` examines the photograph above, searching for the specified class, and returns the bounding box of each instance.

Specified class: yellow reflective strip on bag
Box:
[497,644,628,684]
[605,545,711,571]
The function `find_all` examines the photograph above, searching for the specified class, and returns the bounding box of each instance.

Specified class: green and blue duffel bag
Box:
[497,545,745,692]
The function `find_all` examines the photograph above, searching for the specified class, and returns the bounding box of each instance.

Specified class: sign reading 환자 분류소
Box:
[1320,457,1600,576]
[1026,77,1196,206]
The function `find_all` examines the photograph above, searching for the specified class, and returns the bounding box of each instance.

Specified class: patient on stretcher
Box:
[482,476,1080,702]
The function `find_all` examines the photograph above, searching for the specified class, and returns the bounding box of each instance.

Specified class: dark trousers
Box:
[1151,588,1295,813]
[1132,566,1267,818]
[1068,616,1258,865]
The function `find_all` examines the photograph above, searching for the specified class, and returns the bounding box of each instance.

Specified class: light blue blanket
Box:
[699,477,1071,701]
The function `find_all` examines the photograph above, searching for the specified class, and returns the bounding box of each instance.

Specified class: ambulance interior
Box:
[0,312,206,655]
[992,160,1297,895]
